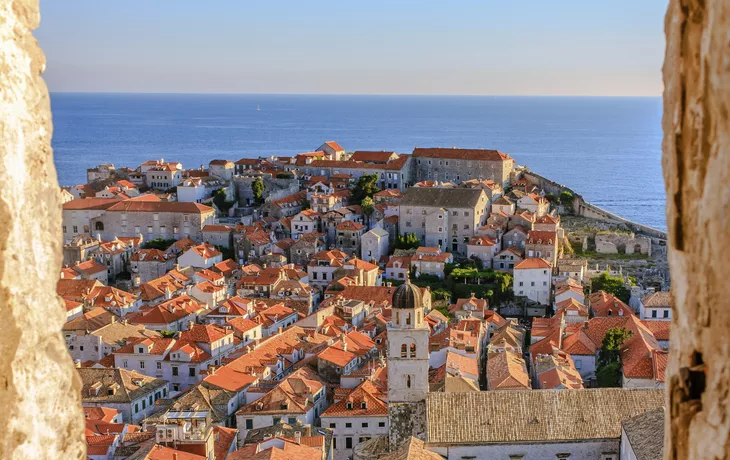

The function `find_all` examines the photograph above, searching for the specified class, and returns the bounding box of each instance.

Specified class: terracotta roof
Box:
[336,220,365,231]
[106,201,214,213]
[427,389,664,445]
[62,198,119,210]
[413,147,511,161]
[146,445,206,460]
[179,324,232,343]
[526,230,558,245]
[641,320,670,341]
[349,150,397,162]
[641,291,671,308]
[588,291,635,318]
[514,258,551,270]
[486,350,530,390]
[322,141,344,151]
[203,224,233,233]
[130,248,170,262]
[322,379,387,417]
[73,259,108,276]
[189,243,222,259]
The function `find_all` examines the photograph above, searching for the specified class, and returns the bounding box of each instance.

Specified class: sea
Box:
[50,93,666,231]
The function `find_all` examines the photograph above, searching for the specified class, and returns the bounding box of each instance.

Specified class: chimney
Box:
[74,360,81,368]
[188,320,195,330]
[583,321,588,330]
[294,431,302,444]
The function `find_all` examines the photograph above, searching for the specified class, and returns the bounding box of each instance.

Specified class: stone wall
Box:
[388,402,427,451]
[0,0,86,458]
[595,233,651,255]
[662,0,730,458]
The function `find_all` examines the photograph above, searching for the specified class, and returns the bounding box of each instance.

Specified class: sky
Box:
[36,0,669,96]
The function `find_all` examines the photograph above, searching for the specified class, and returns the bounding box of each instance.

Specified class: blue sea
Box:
[50,93,666,230]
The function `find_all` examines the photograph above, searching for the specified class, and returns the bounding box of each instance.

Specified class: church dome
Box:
[392,281,422,310]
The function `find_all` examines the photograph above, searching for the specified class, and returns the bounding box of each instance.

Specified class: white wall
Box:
[514,267,552,305]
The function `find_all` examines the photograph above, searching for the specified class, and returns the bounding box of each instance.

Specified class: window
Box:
[531,281,535,287]
[362,422,368,428]
[142,399,146,409]
[157,362,161,370]
[172,366,178,376]
[464,211,469,216]
[345,422,352,428]
[140,361,145,369]
[273,417,281,425]
[410,343,416,358]
[288,417,297,424]
[172,384,179,391]
[245,419,253,429]
[134,403,139,413]
[575,359,582,369]
[79,346,84,351]
[401,343,407,358]
[122,360,128,368]
[405,221,412,228]
[652,310,658,318]
[333,438,336,449]
[519,282,523,286]
[406,375,411,388]
[664,310,670,318]
[62,226,67,233]
[329,423,336,428]
[453,211,458,216]
[346,437,353,449]
[378,421,386,428]
[73,226,78,233]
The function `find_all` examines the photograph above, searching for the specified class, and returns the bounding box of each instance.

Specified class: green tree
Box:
[596,327,633,387]
[251,177,265,205]
[159,330,176,338]
[142,238,177,250]
[213,188,236,214]
[351,174,380,203]
[395,233,420,250]
[276,172,293,179]
[591,272,632,303]
[361,196,375,228]
[560,190,574,205]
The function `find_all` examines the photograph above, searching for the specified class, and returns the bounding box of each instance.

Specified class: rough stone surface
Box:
[0,0,86,458]
[388,402,427,451]
[662,0,730,458]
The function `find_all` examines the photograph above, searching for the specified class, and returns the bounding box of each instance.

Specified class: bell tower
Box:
[387,280,430,449]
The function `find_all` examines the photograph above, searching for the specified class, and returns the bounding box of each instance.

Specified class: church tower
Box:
[387,280,430,449]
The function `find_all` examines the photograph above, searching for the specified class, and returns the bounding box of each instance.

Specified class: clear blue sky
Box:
[36,0,668,96]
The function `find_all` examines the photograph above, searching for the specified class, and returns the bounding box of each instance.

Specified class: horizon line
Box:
[48,90,662,98]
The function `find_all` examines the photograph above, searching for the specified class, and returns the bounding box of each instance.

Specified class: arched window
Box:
[406,375,411,388]
[405,313,411,326]
[94,222,104,231]
[401,343,407,358]
[409,343,416,358]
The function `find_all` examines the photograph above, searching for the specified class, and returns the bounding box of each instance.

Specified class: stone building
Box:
[361,227,389,264]
[300,153,413,191]
[387,281,430,450]
[129,249,176,284]
[595,232,652,255]
[62,198,118,243]
[412,147,514,187]
[90,201,215,242]
[398,187,488,256]
[336,220,366,255]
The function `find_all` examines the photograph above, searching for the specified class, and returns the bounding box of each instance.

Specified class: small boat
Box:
[256,104,261,111]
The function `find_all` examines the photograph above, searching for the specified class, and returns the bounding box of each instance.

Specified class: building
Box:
[386,281,430,449]
[78,367,169,424]
[411,147,514,187]
[130,249,176,284]
[424,389,664,459]
[90,201,216,242]
[514,258,553,305]
[361,227,389,264]
[639,291,672,321]
[410,247,452,279]
[335,220,366,255]
[620,407,665,460]
[178,243,223,269]
[493,246,524,271]
[236,367,327,442]
[321,379,388,460]
[398,187,488,255]
[62,198,118,243]
[300,153,412,191]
